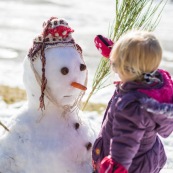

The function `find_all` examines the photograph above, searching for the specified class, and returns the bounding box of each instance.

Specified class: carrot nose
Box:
[71,82,87,91]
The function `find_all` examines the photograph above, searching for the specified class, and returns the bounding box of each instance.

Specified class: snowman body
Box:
[0,46,95,173]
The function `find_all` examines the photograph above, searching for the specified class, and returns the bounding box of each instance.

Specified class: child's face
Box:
[110,60,131,82]
[117,73,126,82]
[110,60,117,73]
[110,60,125,82]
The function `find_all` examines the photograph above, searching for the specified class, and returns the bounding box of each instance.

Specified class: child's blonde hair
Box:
[110,30,162,82]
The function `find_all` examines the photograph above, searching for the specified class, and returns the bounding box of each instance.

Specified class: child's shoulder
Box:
[110,91,148,128]
[113,90,146,111]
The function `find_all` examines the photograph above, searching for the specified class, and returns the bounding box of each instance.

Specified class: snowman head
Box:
[24,17,87,111]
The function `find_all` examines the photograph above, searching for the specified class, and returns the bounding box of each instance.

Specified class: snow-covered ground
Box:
[0,0,173,172]
[0,99,173,173]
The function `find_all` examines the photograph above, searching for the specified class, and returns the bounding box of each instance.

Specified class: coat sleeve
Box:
[110,101,145,170]
[140,98,173,138]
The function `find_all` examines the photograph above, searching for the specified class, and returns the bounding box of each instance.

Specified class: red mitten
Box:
[94,35,114,58]
[100,156,128,173]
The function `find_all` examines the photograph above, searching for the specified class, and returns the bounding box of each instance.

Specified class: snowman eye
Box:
[80,64,86,71]
[61,67,69,75]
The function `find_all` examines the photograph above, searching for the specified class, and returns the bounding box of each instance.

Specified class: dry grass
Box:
[81,102,106,114]
[0,85,26,104]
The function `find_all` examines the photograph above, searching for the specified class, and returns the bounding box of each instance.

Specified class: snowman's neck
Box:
[27,95,79,119]
[26,102,80,125]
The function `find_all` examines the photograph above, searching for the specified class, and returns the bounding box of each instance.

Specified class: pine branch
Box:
[0,121,9,132]
[82,0,167,110]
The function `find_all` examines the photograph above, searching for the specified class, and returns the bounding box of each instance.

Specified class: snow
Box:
[0,101,173,173]
[0,0,173,172]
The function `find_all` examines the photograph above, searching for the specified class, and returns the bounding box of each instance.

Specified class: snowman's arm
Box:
[0,121,9,131]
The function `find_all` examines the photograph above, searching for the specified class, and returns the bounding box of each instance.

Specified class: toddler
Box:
[92,30,173,173]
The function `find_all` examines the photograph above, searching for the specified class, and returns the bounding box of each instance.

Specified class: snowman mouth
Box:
[64,95,72,97]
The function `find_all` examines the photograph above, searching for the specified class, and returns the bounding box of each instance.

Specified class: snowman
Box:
[0,17,95,173]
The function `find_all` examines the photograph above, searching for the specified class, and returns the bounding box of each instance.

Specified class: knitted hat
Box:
[28,16,82,60]
[28,17,83,110]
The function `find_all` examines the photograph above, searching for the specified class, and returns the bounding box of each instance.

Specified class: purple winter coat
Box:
[92,69,173,173]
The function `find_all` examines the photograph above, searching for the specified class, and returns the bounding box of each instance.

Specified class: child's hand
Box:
[100,155,127,173]
[94,35,114,58]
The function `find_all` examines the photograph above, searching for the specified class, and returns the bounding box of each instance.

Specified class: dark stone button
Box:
[74,122,80,130]
[80,64,86,71]
[86,142,92,151]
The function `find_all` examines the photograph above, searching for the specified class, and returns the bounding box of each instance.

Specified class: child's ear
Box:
[94,35,114,58]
